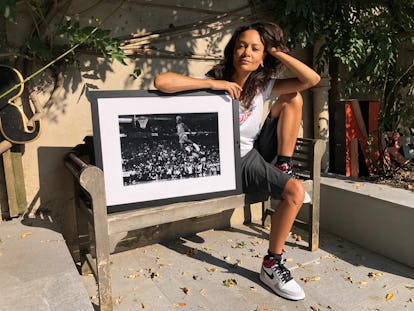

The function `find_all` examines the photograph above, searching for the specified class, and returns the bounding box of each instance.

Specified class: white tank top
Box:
[239,79,275,157]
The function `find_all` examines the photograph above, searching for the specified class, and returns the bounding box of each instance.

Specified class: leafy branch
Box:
[0,19,125,100]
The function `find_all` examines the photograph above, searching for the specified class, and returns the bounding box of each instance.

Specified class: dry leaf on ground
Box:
[223,279,237,287]
[301,276,321,283]
[386,293,395,301]
[368,272,383,278]
[114,296,123,305]
[186,248,198,256]
[20,232,32,239]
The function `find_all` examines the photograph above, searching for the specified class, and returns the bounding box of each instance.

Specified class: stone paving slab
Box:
[82,223,414,311]
[0,218,93,311]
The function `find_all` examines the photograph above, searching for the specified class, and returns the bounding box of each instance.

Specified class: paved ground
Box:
[82,223,414,311]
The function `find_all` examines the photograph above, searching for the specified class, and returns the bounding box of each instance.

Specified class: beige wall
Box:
[4,1,316,244]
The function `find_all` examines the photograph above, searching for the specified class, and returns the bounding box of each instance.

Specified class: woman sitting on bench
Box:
[154,21,320,301]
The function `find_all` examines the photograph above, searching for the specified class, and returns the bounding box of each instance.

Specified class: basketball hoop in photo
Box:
[135,115,148,129]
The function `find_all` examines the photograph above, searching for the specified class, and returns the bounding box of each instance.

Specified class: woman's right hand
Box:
[209,80,243,99]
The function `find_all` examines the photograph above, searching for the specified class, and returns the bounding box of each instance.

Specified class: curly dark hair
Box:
[206,22,289,109]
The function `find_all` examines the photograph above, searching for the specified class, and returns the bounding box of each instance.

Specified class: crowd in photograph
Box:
[121,138,220,185]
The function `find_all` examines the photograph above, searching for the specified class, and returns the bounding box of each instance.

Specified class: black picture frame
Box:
[89,89,242,213]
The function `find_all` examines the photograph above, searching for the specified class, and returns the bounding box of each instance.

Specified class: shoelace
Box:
[272,262,293,283]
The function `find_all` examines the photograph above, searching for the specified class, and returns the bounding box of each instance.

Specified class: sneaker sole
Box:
[260,271,305,301]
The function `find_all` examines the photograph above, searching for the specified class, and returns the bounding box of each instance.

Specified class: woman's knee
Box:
[282,178,305,206]
[271,92,303,118]
[280,92,303,109]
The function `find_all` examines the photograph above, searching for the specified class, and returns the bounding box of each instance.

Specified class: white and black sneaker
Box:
[260,256,305,300]
[275,162,311,204]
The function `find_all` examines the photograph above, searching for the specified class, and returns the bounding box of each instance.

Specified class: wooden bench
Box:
[64,137,325,311]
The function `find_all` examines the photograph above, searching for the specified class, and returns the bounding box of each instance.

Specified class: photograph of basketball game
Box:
[119,113,221,185]
[90,89,241,211]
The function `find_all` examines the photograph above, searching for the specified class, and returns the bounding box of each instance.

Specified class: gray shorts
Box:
[241,148,291,199]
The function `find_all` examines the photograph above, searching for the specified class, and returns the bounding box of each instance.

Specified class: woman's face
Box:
[233,29,266,75]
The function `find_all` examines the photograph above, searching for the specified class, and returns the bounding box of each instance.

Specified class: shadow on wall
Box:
[21,147,78,250]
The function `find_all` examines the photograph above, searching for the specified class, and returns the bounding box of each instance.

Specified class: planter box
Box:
[319,175,414,268]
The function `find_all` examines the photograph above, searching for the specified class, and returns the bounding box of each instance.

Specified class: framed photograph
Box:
[89,89,242,213]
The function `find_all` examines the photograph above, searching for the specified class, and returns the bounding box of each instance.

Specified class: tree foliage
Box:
[271,0,414,174]
[0,0,126,100]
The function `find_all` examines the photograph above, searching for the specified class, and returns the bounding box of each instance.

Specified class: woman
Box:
[154,22,320,301]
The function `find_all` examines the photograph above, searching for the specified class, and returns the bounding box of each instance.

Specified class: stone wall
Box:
[3,1,316,250]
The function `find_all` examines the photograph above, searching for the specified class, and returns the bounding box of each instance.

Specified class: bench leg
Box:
[261,199,272,228]
[309,202,320,252]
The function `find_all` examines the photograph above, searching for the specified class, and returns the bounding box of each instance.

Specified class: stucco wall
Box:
[4,1,317,246]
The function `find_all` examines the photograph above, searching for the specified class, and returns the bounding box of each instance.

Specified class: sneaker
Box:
[303,191,312,204]
[260,256,305,300]
[276,163,311,204]
[275,162,293,176]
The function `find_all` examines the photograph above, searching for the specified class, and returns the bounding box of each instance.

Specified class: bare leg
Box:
[270,92,303,157]
[268,178,305,254]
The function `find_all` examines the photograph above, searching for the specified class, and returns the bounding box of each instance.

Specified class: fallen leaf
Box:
[345,276,354,283]
[186,248,198,256]
[223,279,237,287]
[20,232,32,239]
[292,233,302,241]
[178,302,187,307]
[252,254,264,258]
[181,287,190,295]
[126,273,139,279]
[206,267,218,273]
[232,259,242,267]
[231,241,247,248]
[385,293,394,301]
[192,274,200,280]
[353,183,361,189]
[301,276,321,283]
[150,272,159,279]
[224,255,231,261]
[368,272,383,278]
[406,286,414,291]
[140,302,146,309]
[114,296,122,305]
[199,288,206,296]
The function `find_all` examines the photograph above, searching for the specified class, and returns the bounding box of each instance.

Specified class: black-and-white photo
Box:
[119,113,221,185]
[90,89,241,211]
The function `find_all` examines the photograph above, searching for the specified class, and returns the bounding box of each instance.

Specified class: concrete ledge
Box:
[0,219,93,311]
[320,175,414,268]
